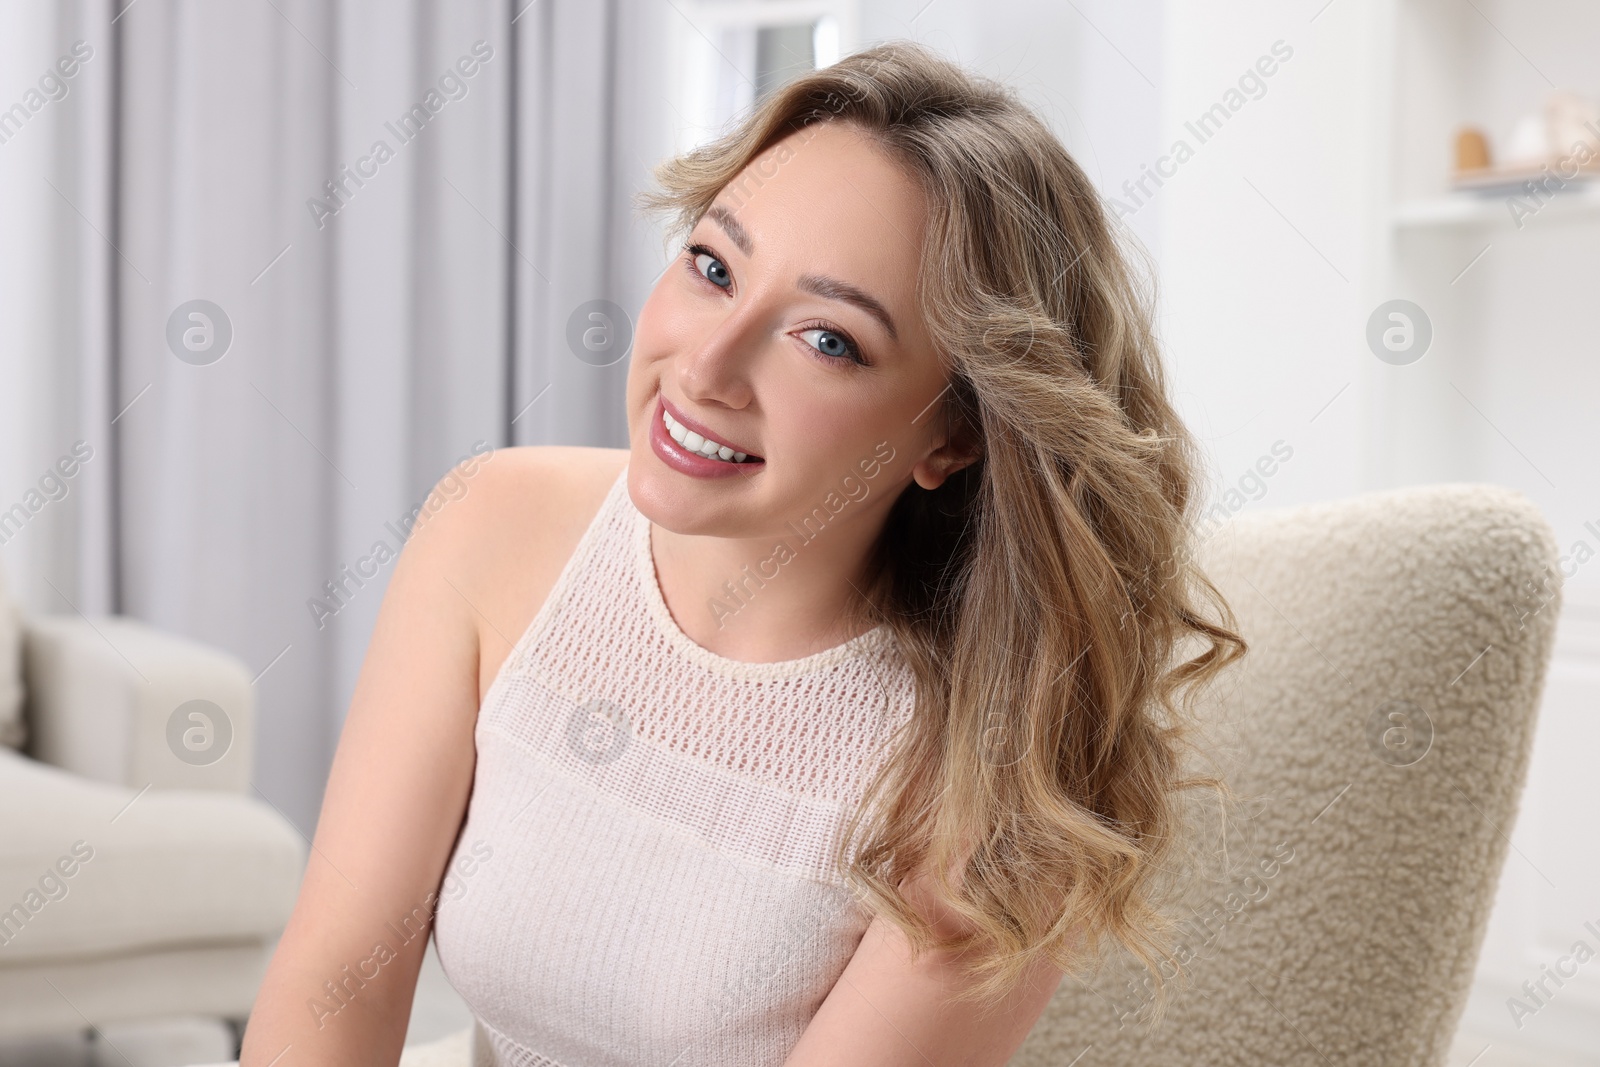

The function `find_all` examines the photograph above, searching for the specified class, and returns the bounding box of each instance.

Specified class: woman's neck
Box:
[648,515,883,663]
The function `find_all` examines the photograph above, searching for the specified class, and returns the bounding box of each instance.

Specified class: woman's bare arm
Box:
[238,455,498,1066]
[781,873,1068,1067]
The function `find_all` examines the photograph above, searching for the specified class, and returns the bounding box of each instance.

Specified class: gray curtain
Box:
[0,0,673,831]
[0,3,120,626]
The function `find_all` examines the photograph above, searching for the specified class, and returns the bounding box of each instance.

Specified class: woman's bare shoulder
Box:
[457,445,628,562]
[440,445,630,700]
[467,444,628,516]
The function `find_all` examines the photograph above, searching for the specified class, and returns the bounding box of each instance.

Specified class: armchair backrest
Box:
[1013,483,1562,1067]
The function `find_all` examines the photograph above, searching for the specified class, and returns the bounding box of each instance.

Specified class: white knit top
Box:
[432,463,918,1067]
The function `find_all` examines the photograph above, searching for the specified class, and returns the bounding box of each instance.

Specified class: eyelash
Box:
[682,242,728,291]
[795,319,867,367]
[680,241,870,368]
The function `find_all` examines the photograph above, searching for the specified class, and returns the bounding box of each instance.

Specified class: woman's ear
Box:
[911,406,982,491]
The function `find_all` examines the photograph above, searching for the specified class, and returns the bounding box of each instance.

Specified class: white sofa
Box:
[0,563,304,1050]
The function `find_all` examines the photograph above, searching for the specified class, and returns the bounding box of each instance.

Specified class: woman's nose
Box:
[676,297,767,403]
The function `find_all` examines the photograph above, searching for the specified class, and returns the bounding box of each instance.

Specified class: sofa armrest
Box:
[21,615,256,793]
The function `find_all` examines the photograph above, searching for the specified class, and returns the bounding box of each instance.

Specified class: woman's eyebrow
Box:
[796,274,898,341]
[706,205,753,256]
[704,202,898,341]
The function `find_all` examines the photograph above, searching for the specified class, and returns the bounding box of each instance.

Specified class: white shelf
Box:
[1392,182,1600,229]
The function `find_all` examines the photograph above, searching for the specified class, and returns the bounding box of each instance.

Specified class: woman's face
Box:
[626,120,969,543]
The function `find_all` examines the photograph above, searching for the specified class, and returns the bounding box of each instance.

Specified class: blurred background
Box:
[1,0,1596,1064]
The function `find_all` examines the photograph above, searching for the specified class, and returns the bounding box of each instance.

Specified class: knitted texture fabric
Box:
[431,464,918,1067]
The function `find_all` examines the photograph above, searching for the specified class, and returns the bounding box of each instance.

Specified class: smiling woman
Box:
[238,38,1246,1067]
[624,38,1249,1058]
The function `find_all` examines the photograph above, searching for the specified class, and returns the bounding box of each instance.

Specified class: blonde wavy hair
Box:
[637,41,1247,1011]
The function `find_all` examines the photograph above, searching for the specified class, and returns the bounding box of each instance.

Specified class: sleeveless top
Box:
[431,461,919,1067]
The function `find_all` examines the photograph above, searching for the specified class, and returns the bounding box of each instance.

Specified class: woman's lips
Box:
[658,394,762,460]
[649,395,765,479]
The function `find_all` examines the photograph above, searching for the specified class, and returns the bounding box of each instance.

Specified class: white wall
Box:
[1156,0,1391,514]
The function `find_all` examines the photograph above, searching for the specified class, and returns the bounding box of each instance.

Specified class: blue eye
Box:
[693,251,731,288]
[798,327,860,364]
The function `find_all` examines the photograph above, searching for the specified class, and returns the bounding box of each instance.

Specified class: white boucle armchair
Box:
[1014,483,1562,1066]
[0,563,304,1051]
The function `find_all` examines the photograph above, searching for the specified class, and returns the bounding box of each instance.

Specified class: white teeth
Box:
[662,407,758,464]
